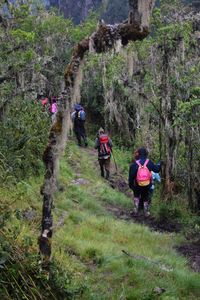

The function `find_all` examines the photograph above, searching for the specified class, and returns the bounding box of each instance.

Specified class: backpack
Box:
[41,98,48,106]
[136,159,152,186]
[99,134,111,156]
[51,103,57,114]
[75,110,85,121]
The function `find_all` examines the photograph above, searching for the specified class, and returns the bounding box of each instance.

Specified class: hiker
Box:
[50,96,57,123]
[71,104,88,147]
[94,128,112,180]
[149,171,161,204]
[40,94,49,109]
[129,147,161,217]
[36,93,49,111]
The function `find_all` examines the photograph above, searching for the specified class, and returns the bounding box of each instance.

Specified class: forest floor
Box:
[83,146,200,273]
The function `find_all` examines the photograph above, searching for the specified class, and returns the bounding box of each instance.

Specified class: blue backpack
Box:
[75,110,85,121]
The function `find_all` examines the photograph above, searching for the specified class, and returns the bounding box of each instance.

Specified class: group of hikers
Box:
[71,103,161,217]
[36,97,161,217]
[35,93,58,122]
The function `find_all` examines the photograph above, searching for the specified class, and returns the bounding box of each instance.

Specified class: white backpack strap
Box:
[136,160,141,168]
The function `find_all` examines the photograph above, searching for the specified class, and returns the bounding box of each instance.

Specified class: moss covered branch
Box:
[39,0,155,261]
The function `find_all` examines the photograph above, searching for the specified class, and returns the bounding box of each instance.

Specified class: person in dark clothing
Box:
[94,128,113,180]
[129,147,161,216]
[71,104,88,147]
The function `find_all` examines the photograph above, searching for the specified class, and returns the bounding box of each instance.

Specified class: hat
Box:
[98,127,104,134]
[138,147,148,158]
[74,104,82,111]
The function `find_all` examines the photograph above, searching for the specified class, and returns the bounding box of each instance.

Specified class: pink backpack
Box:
[136,159,152,186]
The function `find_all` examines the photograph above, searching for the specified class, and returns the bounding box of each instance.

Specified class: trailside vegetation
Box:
[0,0,200,299]
[81,0,200,211]
[1,142,200,299]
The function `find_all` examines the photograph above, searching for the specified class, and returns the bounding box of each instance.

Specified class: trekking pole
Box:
[111,149,118,173]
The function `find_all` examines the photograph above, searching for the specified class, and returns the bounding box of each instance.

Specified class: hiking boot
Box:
[132,198,139,216]
[132,206,139,216]
[143,201,150,217]
[144,210,150,217]
[84,138,88,147]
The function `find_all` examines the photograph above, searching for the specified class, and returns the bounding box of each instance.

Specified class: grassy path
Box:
[52,142,200,299]
[81,145,182,233]
[1,141,200,299]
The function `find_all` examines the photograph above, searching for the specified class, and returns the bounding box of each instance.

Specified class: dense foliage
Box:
[0,99,50,183]
[81,0,200,210]
[0,1,200,299]
[0,0,97,183]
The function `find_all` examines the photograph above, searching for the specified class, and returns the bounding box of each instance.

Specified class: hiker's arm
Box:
[108,139,113,148]
[129,163,137,190]
[148,161,161,173]
[71,111,75,121]
[94,138,100,149]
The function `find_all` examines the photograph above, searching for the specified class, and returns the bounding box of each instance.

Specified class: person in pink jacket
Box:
[50,97,57,122]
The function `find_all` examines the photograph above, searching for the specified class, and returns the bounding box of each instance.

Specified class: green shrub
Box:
[0,97,50,184]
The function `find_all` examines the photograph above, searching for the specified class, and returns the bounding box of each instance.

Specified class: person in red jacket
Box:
[94,128,113,180]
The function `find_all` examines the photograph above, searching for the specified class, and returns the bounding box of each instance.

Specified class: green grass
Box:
[1,141,200,299]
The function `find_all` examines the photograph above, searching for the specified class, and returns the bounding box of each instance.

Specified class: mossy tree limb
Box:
[39,0,155,261]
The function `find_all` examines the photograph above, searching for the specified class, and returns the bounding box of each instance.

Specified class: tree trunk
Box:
[39,0,155,262]
[160,42,179,198]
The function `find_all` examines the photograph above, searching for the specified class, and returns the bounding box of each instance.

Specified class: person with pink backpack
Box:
[50,97,57,123]
[129,147,161,217]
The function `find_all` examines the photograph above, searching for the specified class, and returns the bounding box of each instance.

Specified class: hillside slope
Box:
[1,141,200,299]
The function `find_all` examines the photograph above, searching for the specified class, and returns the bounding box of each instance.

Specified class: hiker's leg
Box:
[77,134,82,146]
[75,130,81,146]
[83,130,88,147]
[149,188,153,205]
[133,197,140,214]
[142,186,150,217]
[138,193,144,211]
[83,135,88,147]
[133,187,140,215]
[105,157,110,179]
[80,125,88,147]
[98,159,104,177]
[51,113,56,124]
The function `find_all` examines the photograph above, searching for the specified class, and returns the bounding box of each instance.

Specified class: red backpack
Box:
[41,98,48,106]
[136,159,152,186]
[99,134,111,156]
